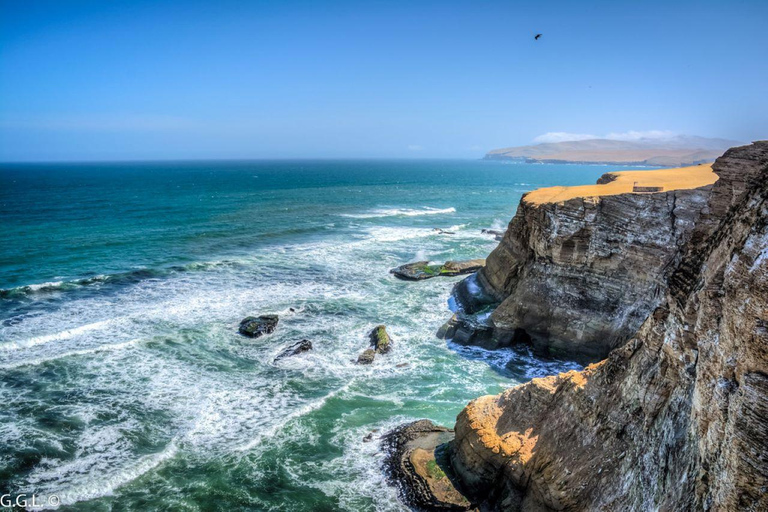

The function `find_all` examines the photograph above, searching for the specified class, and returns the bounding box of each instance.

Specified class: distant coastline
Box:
[485,135,739,167]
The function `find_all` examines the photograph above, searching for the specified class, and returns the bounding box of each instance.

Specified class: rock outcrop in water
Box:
[450,168,715,362]
[356,325,392,364]
[273,339,312,362]
[391,260,485,281]
[238,314,279,338]
[391,142,768,511]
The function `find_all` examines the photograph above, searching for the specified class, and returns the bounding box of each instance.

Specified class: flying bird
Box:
[534,33,542,40]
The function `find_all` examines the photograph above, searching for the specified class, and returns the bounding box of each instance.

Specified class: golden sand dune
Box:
[524,164,717,205]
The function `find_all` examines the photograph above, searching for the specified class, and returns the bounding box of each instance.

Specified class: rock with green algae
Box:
[390,260,485,281]
[356,325,392,364]
[369,325,391,354]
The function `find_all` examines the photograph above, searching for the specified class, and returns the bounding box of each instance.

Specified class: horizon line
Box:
[0,156,494,165]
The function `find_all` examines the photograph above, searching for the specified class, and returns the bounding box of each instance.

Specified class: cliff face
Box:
[451,176,712,362]
[450,142,768,511]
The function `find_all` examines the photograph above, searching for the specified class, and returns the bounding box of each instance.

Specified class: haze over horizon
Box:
[1,0,767,162]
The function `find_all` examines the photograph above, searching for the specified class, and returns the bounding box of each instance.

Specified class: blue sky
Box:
[1,0,766,161]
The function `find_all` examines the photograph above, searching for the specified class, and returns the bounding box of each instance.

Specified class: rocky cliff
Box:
[448,169,714,362]
[449,141,768,511]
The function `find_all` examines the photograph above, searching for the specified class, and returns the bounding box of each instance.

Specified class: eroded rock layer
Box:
[450,142,768,511]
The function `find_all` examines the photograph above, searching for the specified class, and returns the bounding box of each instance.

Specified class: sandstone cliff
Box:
[450,141,768,511]
[449,167,714,362]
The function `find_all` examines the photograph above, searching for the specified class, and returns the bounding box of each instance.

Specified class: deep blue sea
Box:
[0,160,642,510]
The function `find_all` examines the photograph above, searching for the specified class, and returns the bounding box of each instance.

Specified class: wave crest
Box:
[340,206,456,219]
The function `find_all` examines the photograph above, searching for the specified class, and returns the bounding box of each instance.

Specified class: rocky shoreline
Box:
[384,141,768,511]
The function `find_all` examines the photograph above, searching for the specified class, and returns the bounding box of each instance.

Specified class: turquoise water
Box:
[1,160,636,510]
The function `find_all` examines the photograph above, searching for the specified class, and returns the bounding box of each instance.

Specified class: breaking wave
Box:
[340,206,456,218]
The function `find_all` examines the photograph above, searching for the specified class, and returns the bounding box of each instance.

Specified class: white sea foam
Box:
[1,319,118,351]
[25,280,65,291]
[236,382,353,452]
[35,439,179,509]
[0,338,140,370]
[301,414,414,511]
[490,218,508,230]
[340,206,456,218]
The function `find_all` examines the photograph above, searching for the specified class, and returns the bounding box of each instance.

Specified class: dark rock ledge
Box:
[382,420,474,511]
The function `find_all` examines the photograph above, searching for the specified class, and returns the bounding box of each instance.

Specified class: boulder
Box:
[273,339,312,362]
[238,314,279,338]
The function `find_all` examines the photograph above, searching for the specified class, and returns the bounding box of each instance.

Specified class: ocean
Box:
[0,160,636,510]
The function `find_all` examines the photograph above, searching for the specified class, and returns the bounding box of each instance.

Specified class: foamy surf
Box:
[236,382,354,452]
[1,319,118,351]
[0,159,604,510]
[39,440,179,509]
[340,206,456,218]
[0,338,141,370]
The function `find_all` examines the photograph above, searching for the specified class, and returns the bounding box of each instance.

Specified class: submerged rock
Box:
[436,312,523,351]
[273,339,312,362]
[390,260,485,281]
[480,228,504,241]
[382,420,473,511]
[238,314,279,338]
[356,348,376,365]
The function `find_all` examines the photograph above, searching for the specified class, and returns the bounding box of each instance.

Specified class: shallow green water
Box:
[0,160,644,510]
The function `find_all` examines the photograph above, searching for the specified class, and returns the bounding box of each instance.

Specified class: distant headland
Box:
[485,134,740,167]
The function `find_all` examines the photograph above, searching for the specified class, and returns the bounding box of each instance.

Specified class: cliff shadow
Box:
[446,340,583,381]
